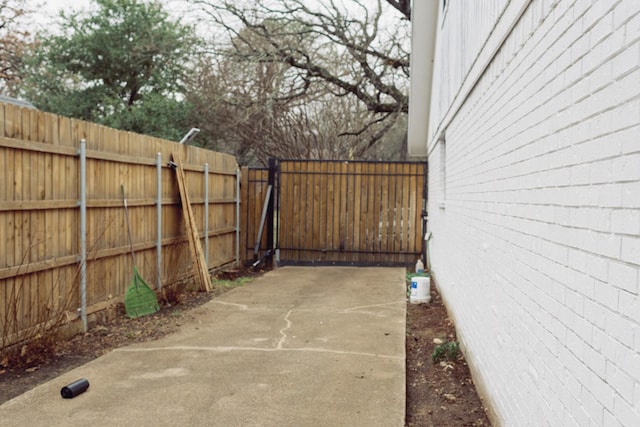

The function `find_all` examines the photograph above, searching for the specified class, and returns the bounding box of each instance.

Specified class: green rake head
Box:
[125,267,160,318]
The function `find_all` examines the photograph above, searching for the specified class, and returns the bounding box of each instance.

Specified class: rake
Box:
[121,185,160,318]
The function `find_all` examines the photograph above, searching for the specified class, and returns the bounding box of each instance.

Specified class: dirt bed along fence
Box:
[0,102,239,351]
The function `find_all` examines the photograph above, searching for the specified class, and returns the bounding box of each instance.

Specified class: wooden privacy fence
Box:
[240,167,269,262]
[0,102,239,349]
[277,160,426,265]
[241,159,427,267]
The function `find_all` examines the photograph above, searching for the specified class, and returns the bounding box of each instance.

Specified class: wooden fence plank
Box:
[268,160,425,266]
[1,102,238,350]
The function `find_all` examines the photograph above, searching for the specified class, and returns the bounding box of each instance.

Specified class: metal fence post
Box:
[78,139,87,332]
[235,167,241,265]
[204,163,209,266]
[156,152,162,291]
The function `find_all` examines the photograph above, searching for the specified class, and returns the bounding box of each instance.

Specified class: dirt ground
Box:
[1,271,490,426]
[405,284,491,426]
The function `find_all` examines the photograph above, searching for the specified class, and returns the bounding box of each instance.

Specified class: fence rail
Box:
[0,102,239,349]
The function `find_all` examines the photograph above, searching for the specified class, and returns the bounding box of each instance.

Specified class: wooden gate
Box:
[274,160,426,266]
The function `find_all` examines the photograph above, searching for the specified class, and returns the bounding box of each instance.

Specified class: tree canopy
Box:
[8,0,412,162]
[19,0,200,141]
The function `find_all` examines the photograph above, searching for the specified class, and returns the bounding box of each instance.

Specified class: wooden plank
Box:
[300,161,310,262]
[352,162,362,264]
[318,161,328,263]
[362,163,374,258]
[171,152,211,292]
[278,162,291,261]
[240,167,249,260]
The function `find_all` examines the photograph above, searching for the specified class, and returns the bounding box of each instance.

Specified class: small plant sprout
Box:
[431,340,460,364]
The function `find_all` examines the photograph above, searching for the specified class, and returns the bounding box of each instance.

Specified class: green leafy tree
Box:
[19,0,199,140]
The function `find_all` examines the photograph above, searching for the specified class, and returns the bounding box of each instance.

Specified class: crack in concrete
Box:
[276,310,293,350]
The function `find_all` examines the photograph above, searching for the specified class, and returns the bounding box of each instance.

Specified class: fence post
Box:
[235,167,241,265]
[204,163,209,267]
[266,158,276,266]
[78,139,87,332]
[156,152,162,291]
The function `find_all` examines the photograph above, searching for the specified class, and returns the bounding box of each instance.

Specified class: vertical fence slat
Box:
[0,102,239,351]
[265,160,426,266]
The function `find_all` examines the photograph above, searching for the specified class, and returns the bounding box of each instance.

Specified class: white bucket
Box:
[410,276,431,304]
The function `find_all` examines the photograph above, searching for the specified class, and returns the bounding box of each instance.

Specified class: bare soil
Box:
[0,272,490,426]
[405,285,491,426]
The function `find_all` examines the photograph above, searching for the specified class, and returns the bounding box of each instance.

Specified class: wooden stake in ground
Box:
[170,152,212,292]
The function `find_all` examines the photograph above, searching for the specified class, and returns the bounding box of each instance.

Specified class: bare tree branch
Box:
[386,0,411,20]
[186,0,410,163]
[190,0,409,114]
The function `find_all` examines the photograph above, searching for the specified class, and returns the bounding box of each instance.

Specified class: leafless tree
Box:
[188,41,404,166]
[187,0,410,160]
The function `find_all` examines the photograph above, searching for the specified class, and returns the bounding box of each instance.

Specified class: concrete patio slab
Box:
[0,266,407,427]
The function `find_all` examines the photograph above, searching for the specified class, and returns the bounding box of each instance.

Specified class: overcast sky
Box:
[30,0,193,31]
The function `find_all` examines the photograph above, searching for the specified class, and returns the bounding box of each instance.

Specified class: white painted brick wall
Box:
[426,0,640,425]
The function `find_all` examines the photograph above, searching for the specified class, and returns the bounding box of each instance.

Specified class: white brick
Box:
[589,8,614,48]
[609,261,639,293]
[619,124,640,155]
[589,160,613,184]
[565,289,585,315]
[589,371,615,411]
[566,329,586,357]
[585,253,609,281]
[590,108,614,139]
[593,280,619,311]
[587,207,611,232]
[612,40,640,79]
[583,344,607,378]
[612,154,640,182]
[627,12,640,44]
[566,401,588,427]
[622,181,640,208]
[613,394,640,427]
[580,387,605,425]
[611,98,640,132]
[588,231,621,259]
[611,209,640,234]
[613,0,640,29]
[570,163,590,185]
[604,409,624,427]
[584,298,607,329]
[597,184,624,208]
[606,362,635,404]
[605,310,635,347]
[621,237,640,265]
[618,290,640,322]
